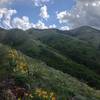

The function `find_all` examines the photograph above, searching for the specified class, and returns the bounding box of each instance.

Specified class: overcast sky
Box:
[0,0,100,30]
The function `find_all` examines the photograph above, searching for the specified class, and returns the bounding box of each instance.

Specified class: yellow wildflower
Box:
[50,92,54,97]
[18,97,21,100]
[36,88,42,93]
[38,92,42,97]
[43,95,48,99]
[42,91,48,95]
[51,96,56,100]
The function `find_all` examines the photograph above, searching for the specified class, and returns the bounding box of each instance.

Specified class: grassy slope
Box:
[27,28,100,74]
[0,43,100,100]
[0,29,100,89]
[65,26,100,48]
[39,34,100,73]
[1,29,100,88]
[27,29,100,89]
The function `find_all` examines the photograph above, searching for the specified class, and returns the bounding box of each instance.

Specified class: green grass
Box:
[0,28,100,89]
[0,43,100,100]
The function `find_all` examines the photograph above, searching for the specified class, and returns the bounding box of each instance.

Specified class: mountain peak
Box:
[72,26,97,31]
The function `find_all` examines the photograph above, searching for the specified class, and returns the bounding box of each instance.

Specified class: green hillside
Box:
[66,26,100,48]
[0,43,100,100]
[0,28,100,89]
[38,33,100,74]
[27,27,100,76]
[0,27,100,99]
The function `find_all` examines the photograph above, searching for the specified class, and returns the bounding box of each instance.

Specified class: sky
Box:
[0,0,100,30]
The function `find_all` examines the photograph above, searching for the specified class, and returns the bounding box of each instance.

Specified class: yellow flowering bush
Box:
[21,88,57,100]
[18,97,21,100]
[33,88,56,100]
[8,49,29,74]
[8,49,18,59]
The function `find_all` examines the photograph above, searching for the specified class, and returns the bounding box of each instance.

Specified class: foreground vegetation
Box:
[0,26,100,99]
[0,43,100,100]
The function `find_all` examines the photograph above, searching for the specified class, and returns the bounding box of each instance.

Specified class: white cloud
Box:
[12,16,34,30]
[57,11,70,24]
[32,0,50,6]
[33,20,48,29]
[12,17,49,30]
[60,26,70,30]
[0,8,17,28]
[40,5,49,20]
[57,0,100,29]
[49,24,56,28]
[0,8,59,30]
[0,8,49,30]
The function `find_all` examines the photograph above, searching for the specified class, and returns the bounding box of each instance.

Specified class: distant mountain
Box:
[63,26,100,48]
[0,27,100,99]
